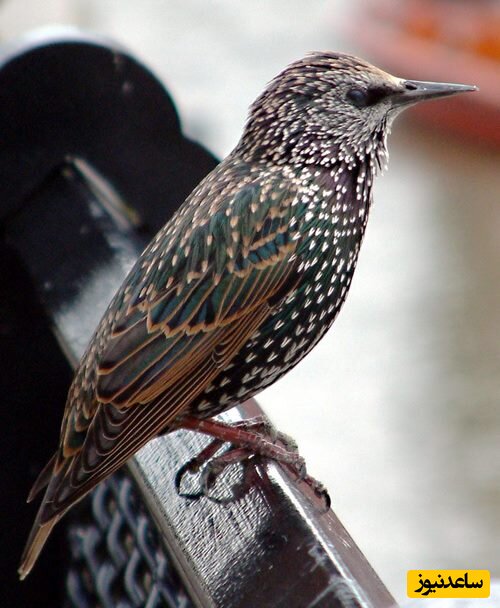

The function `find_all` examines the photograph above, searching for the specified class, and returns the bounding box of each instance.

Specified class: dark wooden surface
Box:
[0,29,397,608]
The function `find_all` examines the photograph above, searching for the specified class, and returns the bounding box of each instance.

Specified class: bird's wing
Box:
[41,177,301,518]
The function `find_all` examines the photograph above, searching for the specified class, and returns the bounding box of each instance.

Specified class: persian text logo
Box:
[407,570,490,599]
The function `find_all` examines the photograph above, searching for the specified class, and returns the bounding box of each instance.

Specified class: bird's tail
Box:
[18,510,61,580]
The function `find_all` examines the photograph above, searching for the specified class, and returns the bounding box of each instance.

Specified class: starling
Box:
[19,52,476,578]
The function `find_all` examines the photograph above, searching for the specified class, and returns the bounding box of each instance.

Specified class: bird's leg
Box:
[230,416,278,441]
[175,417,277,497]
[177,415,330,508]
[175,417,279,499]
[229,416,299,453]
[180,416,305,468]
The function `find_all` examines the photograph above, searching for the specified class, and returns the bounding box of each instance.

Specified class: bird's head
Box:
[239,52,476,170]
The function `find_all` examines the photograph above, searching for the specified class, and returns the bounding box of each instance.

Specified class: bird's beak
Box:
[391,79,478,108]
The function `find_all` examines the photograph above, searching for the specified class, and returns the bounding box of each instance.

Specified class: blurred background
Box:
[1,0,498,602]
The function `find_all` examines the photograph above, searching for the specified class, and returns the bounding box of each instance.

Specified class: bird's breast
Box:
[191,163,373,417]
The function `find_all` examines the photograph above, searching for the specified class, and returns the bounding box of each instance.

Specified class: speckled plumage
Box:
[20,52,476,578]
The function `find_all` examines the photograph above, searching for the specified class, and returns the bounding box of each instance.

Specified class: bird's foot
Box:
[175,437,226,499]
[176,415,330,510]
[175,441,260,502]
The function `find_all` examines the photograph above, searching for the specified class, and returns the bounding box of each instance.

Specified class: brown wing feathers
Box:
[48,302,273,516]
[19,179,299,579]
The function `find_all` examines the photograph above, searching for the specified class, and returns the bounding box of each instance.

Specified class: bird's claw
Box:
[176,445,256,503]
[175,417,330,511]
[309,478,331,512]
[199,458,226,493]
[284,459,331,512]
[175,459,205,500]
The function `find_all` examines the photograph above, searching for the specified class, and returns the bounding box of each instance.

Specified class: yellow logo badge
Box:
[407,570,490,598]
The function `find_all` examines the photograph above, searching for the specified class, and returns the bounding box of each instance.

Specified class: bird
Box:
[19,51,476,579]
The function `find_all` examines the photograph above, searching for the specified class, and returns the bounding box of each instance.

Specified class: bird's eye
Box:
[346,88,368,107]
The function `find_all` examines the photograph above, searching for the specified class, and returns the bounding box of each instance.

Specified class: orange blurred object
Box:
[348,0,500,146]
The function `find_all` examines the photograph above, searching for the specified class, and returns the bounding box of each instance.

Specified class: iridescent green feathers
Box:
[40,161,300,516]
[96,168,299,402]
